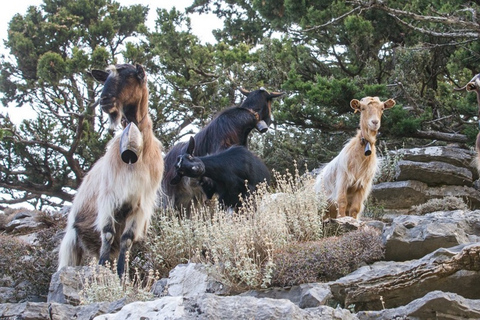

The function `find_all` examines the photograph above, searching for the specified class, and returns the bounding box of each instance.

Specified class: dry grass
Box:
[140,165,328,292]
[79,165,384,297]
[271,227,384,287]
[409,196,468,215]
[79,253,158,305]
[375,147,404,184]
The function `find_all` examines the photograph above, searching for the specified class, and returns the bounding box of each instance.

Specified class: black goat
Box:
[171,137,270,209]
[162,87,282,213]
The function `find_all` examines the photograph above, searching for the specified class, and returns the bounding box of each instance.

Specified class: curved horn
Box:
[239,87,250,96]
[269,91,284,98]
[454,73,480,91]
[453,84,469,92]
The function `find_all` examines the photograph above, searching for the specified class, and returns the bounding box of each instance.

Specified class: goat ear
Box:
[186,136,196,156]
[135,64,146,84]
[170,174,182,185]
[89,69,109,83]
[350,99,361,112]
[384,99,396,109]
[239,87,250,96]
[269,91,284,99]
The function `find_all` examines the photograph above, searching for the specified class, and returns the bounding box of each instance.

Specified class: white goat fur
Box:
[58,64,163,271]
[314,96,395,219]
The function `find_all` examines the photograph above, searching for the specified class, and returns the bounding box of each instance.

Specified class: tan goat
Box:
[314,96,395,219]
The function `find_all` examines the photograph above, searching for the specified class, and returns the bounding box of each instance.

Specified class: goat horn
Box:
[269,91,284,98]
[454,84,469,91]
[239,88,250,96]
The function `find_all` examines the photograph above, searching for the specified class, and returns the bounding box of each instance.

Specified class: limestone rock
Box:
[167,263,230,297]
[383,210,480,261]
[395,160,472,186]
[356,291,480,320]
[48,266,90,305]
[94,294,357,320]
[425,185,480,208]
[0,301,124,320]
[241,283,333,309]
[5,211,44,234]
[329,243,480,311]
[394,146,476,174]
[371,180,428,209]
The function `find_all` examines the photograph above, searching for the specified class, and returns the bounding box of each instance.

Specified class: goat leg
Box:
[99,222,115,266]
[117,221,136,277]
[348,191,365,219]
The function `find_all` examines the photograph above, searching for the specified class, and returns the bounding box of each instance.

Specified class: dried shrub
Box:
[35,210,66,229]
[271,228,384,287]
[409,196,468,215]
[0,210,66,301]
[22,226,62,299]
[375,147,404,184]
[140,165,327,292]
[0,213,8,231]
[0,235,30,278]
[0,208,22,231]
[79,254,158,305]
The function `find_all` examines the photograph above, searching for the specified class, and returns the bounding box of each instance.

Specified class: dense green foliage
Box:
[1,0,479,209]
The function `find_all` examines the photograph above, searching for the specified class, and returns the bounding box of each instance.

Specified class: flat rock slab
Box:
[395,160,472,186]
[329,243,480,311]
[371,180,428,209]
[372,181,480,210]
[382,210,480,261]
[394,146,476,172]
[357,291,480,320]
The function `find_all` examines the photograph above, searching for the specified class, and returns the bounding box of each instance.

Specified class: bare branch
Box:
[300,6,363,32]
[414,130,468,143]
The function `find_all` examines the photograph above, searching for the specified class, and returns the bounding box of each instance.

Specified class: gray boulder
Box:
[242,282,333,309]
[395,146,476,174]
[383,210,480,261]
[357,291,480,320]
[94,294,357,320]
[48,266,90,305]
[371,180,428,209]
[329,243,480,311]
[167,263,229,297]
[5,211,44,234]
[0,301,124,320]
[395,160,472,186]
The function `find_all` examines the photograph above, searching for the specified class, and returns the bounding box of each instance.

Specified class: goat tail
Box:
[57,225,83,270]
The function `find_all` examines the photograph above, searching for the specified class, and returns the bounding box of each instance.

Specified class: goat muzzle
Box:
[120,122,143,164]
[255,120,269,133]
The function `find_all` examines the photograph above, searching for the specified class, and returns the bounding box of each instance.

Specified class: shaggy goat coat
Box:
[58,64,163,275]
[314,96,395,219]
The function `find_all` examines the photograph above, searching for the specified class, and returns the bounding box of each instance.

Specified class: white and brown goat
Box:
[314,96,395,219]
[58,64,163,276]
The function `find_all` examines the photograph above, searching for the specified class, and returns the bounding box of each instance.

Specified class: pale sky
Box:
[1,0,222,123]
[0,0,221,46]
